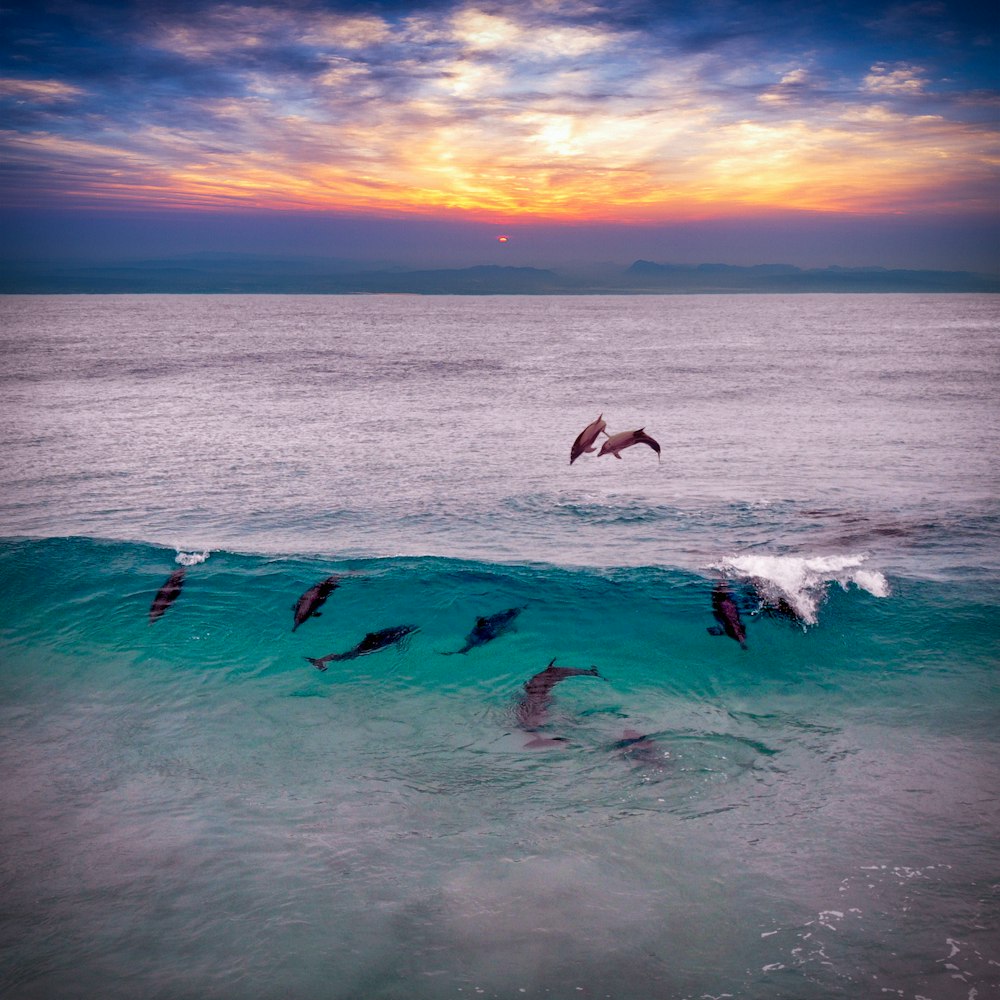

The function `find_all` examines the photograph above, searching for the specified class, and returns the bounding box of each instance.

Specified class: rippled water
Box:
[0,294,998,999]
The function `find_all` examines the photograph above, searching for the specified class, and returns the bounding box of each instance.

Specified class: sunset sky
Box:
[2,0,998,271]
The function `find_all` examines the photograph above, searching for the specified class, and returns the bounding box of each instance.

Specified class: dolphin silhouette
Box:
[305,624,418,671]
[598,428,661,461]
[613,728,670,770]
[149,568,185,624]
[440,605,525,655]
[707,580,747,649]
[515,658,602,732]
[570,414,607,464]
[292,575,340,631]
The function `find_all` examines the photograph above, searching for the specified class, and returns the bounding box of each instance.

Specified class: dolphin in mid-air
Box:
[570,414,607,464]
[149,568,185,623]
[707,580,747,649]
[440,605,525,655]
[598,428,661,461]
[292,575,340,631]
[305,624,418,671]
[515,658,602,739]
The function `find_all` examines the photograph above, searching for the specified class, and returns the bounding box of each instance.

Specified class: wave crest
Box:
[711,553,890,625]
[175,550,211,566]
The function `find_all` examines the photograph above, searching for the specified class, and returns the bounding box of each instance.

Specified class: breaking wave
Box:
[711,553,891,625]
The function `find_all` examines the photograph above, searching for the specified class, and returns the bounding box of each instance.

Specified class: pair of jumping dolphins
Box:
[570,414,661,465]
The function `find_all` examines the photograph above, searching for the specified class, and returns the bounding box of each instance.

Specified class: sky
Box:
[2,0,998,271]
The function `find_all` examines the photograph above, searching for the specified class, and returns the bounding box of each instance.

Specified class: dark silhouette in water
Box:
[292,575,340,631]
[570,414,607,464]
[613,728,669,770]
[149,568,185,623]
[305,624,418,671]
[598,427,661,461]
[515,658,602,746]
[708,580,747,649]
[440,605,525,654]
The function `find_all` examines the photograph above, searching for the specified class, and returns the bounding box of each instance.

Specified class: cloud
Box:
[0,0,997,224]
[0,79,85,101]
[863,62,928,94]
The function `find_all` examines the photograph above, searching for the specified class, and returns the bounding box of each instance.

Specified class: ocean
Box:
[0,293,997,999]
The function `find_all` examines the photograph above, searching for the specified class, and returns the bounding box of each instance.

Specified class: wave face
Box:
[2,535,998,1000]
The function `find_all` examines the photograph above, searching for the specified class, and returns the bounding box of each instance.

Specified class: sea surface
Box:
[0,293,998,1000]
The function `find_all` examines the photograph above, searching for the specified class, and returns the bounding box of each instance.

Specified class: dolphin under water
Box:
[305,624,418,671]
[149,568,185,624]
[292,575,340,631]
[708,580,748,649]
[598,428,661,461]
[570,413,607,464]
[515,658,602,746]
[612,728,670,771]
[440,605,525,655]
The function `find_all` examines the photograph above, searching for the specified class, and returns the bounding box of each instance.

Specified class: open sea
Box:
[1,292,998,1000]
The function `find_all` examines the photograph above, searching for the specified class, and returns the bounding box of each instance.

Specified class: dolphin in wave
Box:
[305,624,418,671]
[515,658,602,746]
[440,605,525,655]
[292,575,340,631]
[708,580,747,649]
[149,568,185,624]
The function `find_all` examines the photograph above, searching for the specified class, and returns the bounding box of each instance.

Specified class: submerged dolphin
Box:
[598,428,661,461]
[441,605,525,655]
[570,414,607,464]
[515,658,602,736]
[708,580,747,649]
[613,728,669,770]
[305,624,418,671]
[292,575,340,631]
[149,568,185,624]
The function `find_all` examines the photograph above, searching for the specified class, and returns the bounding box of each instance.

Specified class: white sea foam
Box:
[175,550,211,566]
[710,553,890,624]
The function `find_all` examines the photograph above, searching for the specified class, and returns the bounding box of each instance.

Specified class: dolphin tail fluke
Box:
[304,657,328,672]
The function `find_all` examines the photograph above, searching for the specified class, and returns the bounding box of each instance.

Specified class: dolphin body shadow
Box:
[612,728,672,772]
[707,580,748,649]
[149,568,185,624]
[305,624,418,671]
[440,605,525,655]
[292,575,340,631]
[515,658,602,748]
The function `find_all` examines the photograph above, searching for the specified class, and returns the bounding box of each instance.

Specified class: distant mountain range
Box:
[2,254,997,294]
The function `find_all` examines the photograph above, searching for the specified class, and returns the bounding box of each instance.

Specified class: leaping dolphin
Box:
[149,568,185,624]
[305,624,418,671]
[708,580,747,649]
[292,575,340,631]
[440,605,525,655]
[570,414,607,464]
[515,658,602,736]
[598,428,661,461]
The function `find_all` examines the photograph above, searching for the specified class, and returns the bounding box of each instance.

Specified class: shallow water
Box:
[1,294,998,999]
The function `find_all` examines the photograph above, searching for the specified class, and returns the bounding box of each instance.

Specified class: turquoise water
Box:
[1,294,998,998]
